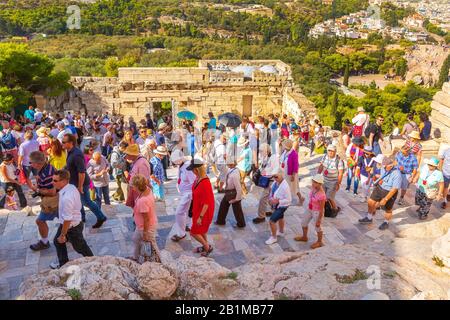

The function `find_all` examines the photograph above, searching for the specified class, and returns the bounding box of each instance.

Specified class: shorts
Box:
[37,211,58,222]
[301,209,322,233]
[270,206,288,223]
[400,173,411,190]
[323,179,338,201]
[369,184,398,211]
[444,175,450,188]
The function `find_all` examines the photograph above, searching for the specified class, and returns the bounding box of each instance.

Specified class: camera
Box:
[31,191,42,198]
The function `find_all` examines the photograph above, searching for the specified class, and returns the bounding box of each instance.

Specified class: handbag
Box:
[18,170,27,185]
[41,194,59,213]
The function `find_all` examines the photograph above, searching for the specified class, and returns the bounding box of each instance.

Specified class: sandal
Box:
[201,246,213,257]
[193,246,205,253]
[171,234,186,242]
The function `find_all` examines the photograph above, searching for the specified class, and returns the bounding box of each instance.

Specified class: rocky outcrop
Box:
[18,242,450,300]
[432,230,450,273]
[18,256,177,300]
[430,81,450,143]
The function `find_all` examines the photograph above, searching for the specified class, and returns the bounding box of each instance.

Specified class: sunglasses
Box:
[62,140,69,144]
[53,179,61,183]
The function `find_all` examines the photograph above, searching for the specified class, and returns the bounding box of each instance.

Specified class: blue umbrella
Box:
[177,110,197,120]
[218,112,242,128]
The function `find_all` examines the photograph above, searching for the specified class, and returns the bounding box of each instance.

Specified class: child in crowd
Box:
[295,174,326,249]
[356,146,376,203]
[5,186,18,211]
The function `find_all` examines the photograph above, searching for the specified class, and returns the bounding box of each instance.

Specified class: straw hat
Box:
[357,107,365,112]
[186,156,205,171]
[154,145,168,156]
[237,136,249,147]
[36,127,50,137]
[312,174,324,184]
[124,144,140,156]
[408,131,421,140]
[327,144,337,151]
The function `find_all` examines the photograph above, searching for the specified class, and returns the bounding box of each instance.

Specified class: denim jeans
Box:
[346,167,359,194]
[54,222,93,267]
[80,184,106,221]
[373,141,382,156]
[94,185,110,209]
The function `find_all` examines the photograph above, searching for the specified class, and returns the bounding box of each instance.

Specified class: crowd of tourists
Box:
[0,105,448,267]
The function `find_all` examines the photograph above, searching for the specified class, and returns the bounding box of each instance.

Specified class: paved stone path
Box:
[0,154,448,299]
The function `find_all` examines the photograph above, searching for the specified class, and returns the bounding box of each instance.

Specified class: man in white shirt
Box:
[18,130,40,178]
[169,150,196,242]
[135,126,152,155]
[51,169,94,269]
[34,108,43,124]
[56,122,72,143]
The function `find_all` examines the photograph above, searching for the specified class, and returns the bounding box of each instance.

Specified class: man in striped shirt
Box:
[27,151,58,251]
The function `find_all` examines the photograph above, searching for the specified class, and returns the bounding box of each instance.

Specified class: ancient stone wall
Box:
[431,82,450,144]
[39,60,315,121]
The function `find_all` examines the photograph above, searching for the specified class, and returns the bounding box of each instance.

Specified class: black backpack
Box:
[324,200,338,218]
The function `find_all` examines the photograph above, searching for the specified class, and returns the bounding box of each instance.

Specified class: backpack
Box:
[0,131,17,150]
[324,200,338,218]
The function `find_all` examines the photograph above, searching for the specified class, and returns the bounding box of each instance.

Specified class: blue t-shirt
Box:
[155,132,165,146]
[420,121,432,140]
[379,168,402,190]
[237,146,252,172]
[67,125,77,134]
[208,118,217,129]
[24,110,35,122]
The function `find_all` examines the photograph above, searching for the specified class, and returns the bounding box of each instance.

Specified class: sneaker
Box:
[345,188,350,193]
[30,240,50,251]
[358,216,373,224]
[378,222,389,230]
[265,236,277,245]
[276,230,285,237]
[49,262,60,270]
[252,217,265,224]
[398,198,405,206]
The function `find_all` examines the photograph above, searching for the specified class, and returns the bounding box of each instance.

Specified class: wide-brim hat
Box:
[312,174,324,184]
[408,131,421,140]
[382,156,394,166]
[36,127,50,137]
[158,123,168,130]
[327,144,337,151]
[237,137,249,147]
[154,145,168,156]
[424,157,439,167]
[186,157,205,171]
[363,146,374,154]
[357,107,365,112]
[124,144,140,156]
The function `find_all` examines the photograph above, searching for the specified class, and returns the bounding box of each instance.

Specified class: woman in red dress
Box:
[187,158,215,257]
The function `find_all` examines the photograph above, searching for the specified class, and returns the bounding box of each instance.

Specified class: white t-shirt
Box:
[352,113,369,127]
[57,128,72,143]
[58,183,82,227]
[439,147,450,177]
[34,112,43,122]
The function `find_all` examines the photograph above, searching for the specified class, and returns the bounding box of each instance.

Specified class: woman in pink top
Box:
[295,174,326,249]
[130,174,160,263]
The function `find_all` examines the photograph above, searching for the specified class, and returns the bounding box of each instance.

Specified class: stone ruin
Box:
[36,60,316,123]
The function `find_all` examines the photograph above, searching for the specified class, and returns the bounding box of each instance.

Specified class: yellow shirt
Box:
[49,151,67,170]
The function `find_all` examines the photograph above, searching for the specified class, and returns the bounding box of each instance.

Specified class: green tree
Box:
[0,42,69,112]
[343,57,350,86]
[437,54,450,89]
